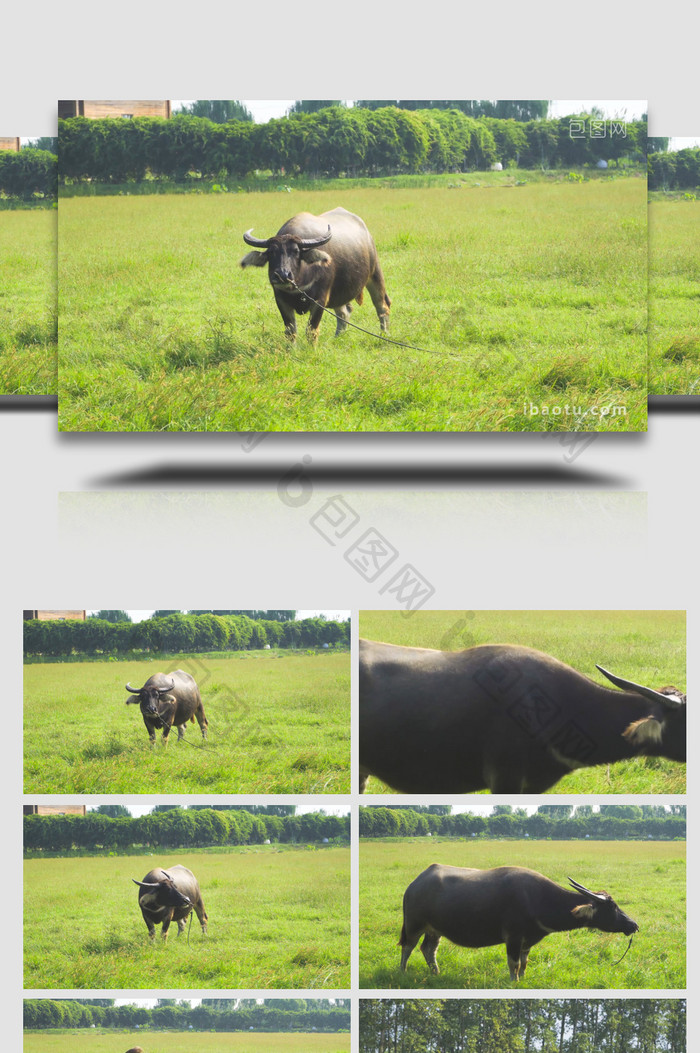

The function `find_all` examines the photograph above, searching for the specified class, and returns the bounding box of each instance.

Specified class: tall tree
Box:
[177,100,253,122]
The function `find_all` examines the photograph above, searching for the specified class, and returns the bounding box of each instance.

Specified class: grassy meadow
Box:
[23,650,349,793]
[359,609,686,794]
[0,208,56,394]
[24,846,350,988]
[24,1033,350,1053]
[359,838,685,990]
[649,196,700,395]
[58,175,647,431]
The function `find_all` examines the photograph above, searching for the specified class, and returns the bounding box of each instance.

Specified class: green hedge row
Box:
[23,612,349,657]
[648,147,700,190]
[59,108,647,182]
[24,807,350,852]
[0,148,57,200]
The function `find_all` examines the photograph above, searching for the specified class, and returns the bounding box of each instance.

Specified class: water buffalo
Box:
[400,864,639,980]
[133,864,208,941]
[359,640,686,793]
[241,207,391,341]
[125,670,208,746]
[125,1048,144,1053]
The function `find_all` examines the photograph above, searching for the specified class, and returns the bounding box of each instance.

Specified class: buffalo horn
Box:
[299,225,332,248]
[568,877,607,902]
[243,229,271,248]
[596,665,685,707]
[133,879,160,888]
[125,683,141,693]
[158,680,175,694]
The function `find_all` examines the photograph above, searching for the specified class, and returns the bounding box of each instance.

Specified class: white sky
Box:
[669,135,700,150]
[87,610,349,622]
[172,100,647,124]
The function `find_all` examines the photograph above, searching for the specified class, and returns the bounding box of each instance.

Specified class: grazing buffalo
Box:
[359,640,686,793]
[125,1048,144,1053]
[241,207,391,341]
[133,864,208,941]
[125,670,208,746]
[400,864,639,980]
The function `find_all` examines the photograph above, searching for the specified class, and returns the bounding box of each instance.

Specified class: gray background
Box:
[4,0,695,1040]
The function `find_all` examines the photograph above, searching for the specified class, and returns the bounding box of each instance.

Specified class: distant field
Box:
[24,847,350,989]
[649,198,700,395]
[23,651,349,793]
[359,838,685,990]
[24,1032,350,1053]
[359,609,686,794]
[0,208,56,394]
[58,176,647,431]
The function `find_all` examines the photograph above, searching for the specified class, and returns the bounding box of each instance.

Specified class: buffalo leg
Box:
[194,901,208,934]
[359,766,369,794]
[273,293,297,341]
[196,706,209,740]
[161,718,175,746]
[506,935,525,981]
[519,946,531,977]
[143,716,157,746]
[161,909,175,940]
[399,930,421,971]
[334,303,352,336]
[420,930,441,974]
[177,724,187,741]
[306,301,327,343]
[367,270,391,331]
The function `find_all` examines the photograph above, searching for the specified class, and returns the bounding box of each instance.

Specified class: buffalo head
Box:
[568,877,639,935]
[242,226,333,291]
[125,678,174,725]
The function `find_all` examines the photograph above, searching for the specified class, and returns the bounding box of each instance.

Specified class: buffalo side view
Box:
[241,207,391,341]
[400,864,639,981]
[359,640,686,793]
[133,864,208,940]
[125,670,208,746]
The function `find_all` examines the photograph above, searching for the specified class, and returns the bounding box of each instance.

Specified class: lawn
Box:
[0,208,56,394]
[23,650,350,793]
[24,846,350,989]
[649,196,700,395]
[359,838,685,989]
[358,609,686,794]
[58,175,647,431]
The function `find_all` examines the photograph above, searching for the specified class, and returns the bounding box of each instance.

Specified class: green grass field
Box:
[0,208,56,394]
[359,610,686,793]
[23,651,349,793]
[649,197,700,395]
[359,838,685,990]
[24,1032,350,1053]
[58,176,647,431]
[24,847,350,988]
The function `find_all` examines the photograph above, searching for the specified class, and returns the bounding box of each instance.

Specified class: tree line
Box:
[359,804,685,840]
[24,807,349,853]
[23,610,349,658]
[25,997,350,1032]
[360,999,685,1053]
[0,148,56,201]
[58,108,647,183]
[648,147,700,190]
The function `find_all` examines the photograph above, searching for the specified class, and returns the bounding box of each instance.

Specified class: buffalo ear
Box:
[301,248,331,265]
[571,904,597,921]
[125,697,141,705]
[623,716,664,747]
[241,250,269,268]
